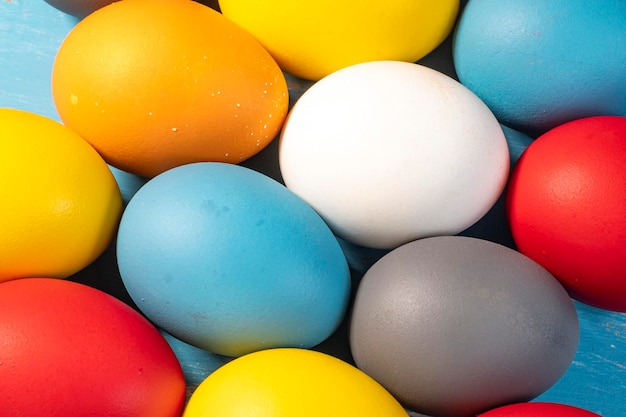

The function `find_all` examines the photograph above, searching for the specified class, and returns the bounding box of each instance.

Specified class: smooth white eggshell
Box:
[278,60,510,250]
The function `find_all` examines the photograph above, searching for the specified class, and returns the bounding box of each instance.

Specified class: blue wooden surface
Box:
[1,1,625,416]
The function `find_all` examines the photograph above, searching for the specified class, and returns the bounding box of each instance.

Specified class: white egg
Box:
[278,60,510,250]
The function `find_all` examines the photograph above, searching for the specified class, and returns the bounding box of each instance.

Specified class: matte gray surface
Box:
[349,236,579,417]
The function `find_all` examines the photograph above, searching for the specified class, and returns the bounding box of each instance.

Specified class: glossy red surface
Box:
[507,116,626,312]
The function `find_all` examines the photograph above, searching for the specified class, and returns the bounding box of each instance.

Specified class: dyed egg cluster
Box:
[1,0,624,416]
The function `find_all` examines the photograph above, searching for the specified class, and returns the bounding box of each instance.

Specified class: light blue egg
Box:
[453,0,626,135]
[117,162,351,357]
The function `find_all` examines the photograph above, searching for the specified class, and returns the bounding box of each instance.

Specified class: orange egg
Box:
[51,0,289,178]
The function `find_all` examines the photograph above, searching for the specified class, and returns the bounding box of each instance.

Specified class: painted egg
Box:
[453,0,626,136]
[183,348,409,417]
[506,116,626,312]
[219,0,460,80]
[349,235,579,417]
[51,0,289,178]
[479,402,602,417]
[0,108,122,282]
[279,60,510,250]
[339,123,533,274]
[0,277,186,417]
[116,162,351,357]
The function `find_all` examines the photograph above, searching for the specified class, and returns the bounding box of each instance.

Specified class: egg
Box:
[453,0,626,136]
[338,123,533,274]
[51,0,289,178]
[0,277,186,417]
[219,0,460,80]
[506,115,626,312]
[349,235,579,417]
[183,348,409,417]
[279,60,510,250]
[116,162,351,357]
[479,402,601,417]
[43,0,115,18]
[0,108,122,282]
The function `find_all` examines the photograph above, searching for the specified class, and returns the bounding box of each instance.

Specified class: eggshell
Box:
[453,0,626,135]
[339,124,533,273]
[337,125,533,274]
[349,235,579,417]
[0,277,186,417]
[183,348,409,417]
[117,162,351,357]
[479,402,602,417]
[279,60,510,250]
[219,0,460,80]
[506,116,626,312]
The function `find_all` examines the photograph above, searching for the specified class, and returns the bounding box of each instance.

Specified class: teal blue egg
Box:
[453,0,626,136]
[117,162,351,357]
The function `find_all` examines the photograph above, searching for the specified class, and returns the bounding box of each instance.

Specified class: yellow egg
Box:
[219,0,460,80]
[183,348,408,417]
[0,108,122,282]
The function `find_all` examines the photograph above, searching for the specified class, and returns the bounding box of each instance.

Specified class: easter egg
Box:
[339,124,533,274]
[453,0,626,135]
[51,0,289,178]
[506,116,626,312]
[349,236,579,417]
[0,277,186,417]
[117,162,351,357]
[183,348,409,417]
[279,60,510,250]
[0,108,122,282]
[219,0,460,80]
[479,402,602,417]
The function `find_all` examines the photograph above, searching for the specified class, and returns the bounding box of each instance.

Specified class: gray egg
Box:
[349,235,579,417]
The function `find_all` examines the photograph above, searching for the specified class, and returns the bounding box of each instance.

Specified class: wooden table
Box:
[1,1,625,415]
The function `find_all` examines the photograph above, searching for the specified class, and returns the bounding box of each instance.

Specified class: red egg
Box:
[0,277,186,417]
[506,116,626,312]
[479,402,601,416]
